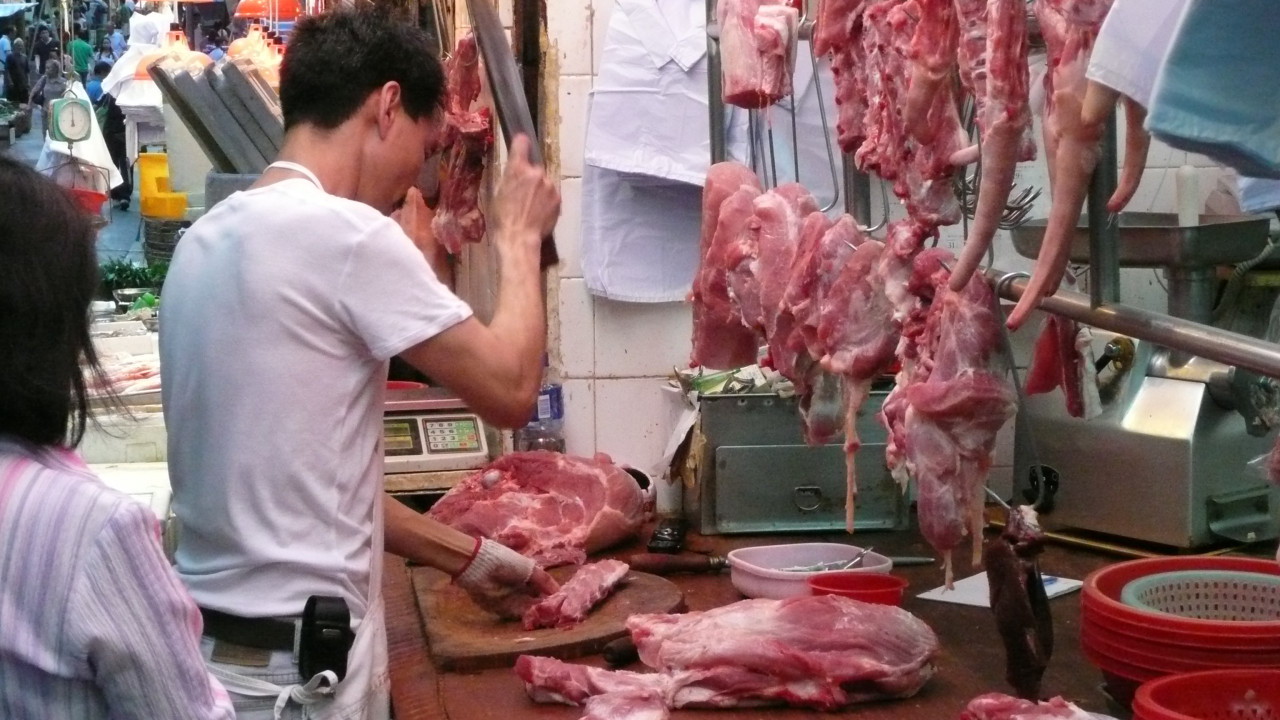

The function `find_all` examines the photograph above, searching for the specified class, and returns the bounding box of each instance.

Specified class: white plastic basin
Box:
[727,542,893,599]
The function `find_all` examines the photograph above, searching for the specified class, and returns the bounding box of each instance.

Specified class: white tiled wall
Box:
[544,0,692,475]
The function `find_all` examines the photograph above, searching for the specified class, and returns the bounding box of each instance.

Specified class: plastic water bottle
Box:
[515,356,565,452]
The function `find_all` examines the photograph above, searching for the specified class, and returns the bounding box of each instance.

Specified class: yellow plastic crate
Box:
[138,152,188,220]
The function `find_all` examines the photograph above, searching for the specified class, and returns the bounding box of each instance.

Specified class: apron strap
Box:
[207,664,339,720]
[266,160,325,193]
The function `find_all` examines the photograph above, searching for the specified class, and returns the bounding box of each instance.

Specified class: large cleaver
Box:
[465,0,559,269]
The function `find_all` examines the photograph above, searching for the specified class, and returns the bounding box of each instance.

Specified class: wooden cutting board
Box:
[411,565,683,672]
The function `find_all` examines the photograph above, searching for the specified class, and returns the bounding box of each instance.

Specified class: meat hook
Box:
[854,178,891,235]
[988,271,1050,512]
[807,37,843,213]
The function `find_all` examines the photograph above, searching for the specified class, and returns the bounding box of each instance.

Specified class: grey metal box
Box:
[686,390,908,534]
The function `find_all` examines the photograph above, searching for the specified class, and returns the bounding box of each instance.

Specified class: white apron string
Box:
[266,160,324,193]
[207,664,340,720]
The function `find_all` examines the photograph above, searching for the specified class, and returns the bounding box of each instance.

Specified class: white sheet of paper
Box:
[917,571,1083,607]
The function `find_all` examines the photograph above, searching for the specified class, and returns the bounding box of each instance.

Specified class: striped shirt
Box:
[0,437,235,719]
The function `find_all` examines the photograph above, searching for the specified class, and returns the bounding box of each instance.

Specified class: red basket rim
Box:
[1081,624,1280,674]
[1084,557,1280,634]
[1133,669,1280,720]
[1082,603,1280,649]
[1082,633,1163,683]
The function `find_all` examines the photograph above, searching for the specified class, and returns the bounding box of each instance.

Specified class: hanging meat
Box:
[1004,0,1152,329]
[946,0,1035,290]
[882,250,1017,586]
[433,32,495,255]
[718,0,800,109]
[690,162,763,369]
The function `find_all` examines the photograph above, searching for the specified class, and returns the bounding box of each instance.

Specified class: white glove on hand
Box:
[453,539,540,619]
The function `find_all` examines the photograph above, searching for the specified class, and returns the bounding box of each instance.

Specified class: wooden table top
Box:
[385,526,1176,719]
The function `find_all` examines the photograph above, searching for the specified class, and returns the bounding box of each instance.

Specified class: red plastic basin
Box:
[807,572,908,605]
[1133,669,1280,720]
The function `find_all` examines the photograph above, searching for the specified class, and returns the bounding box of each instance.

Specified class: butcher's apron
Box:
[198,161,391,719]
[200,495,390,719]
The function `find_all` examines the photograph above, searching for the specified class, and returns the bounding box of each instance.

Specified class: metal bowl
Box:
[112,287,157,306]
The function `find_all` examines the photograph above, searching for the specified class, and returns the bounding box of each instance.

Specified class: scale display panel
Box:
[382,412,490,473]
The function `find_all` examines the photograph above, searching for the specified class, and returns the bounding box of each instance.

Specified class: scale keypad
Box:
[424,418,481,453]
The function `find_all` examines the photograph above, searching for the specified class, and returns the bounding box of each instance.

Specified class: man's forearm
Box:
[384,493,477,575]
[488,230,545,390]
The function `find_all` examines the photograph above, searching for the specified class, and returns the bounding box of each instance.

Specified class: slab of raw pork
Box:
[718,0,800,109]
[522,560,630,630]
[690,162,762,369]
[883,251,1017,586]
[962,692,1097,720]
[427,452,648,567]
[433,32,494,254]
[518,595,938,719]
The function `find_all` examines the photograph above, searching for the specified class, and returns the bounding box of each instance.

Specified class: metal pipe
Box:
[843,153,871,225]
[1087,108,1120,306]
[987,269,1280,380]
[1165,268,1216,326]
[707,0,726,164]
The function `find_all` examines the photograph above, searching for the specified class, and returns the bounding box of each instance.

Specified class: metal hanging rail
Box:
[987,269,1280,381]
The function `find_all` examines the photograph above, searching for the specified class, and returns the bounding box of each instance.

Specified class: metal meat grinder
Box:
[1010,213,1280,548]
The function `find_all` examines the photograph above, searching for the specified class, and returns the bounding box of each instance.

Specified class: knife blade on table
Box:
[465,0,559,269]
[627,553,937,575]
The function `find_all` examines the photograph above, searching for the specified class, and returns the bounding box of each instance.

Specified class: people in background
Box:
[29,60,68,136]
[3,38,28,103]
[91,61,131,211]
[93,36,115,67]
[116,1,133,34]
[160,9,560,718]
[0,26,13,70]
[32,26,57,74]
[69,28,92,80]
[0,156,237,720]
[107,21,124,59]
[86,58,107,101]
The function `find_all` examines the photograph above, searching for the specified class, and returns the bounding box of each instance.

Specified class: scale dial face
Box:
[52,98,94,143]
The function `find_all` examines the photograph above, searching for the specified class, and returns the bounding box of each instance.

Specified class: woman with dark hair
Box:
[0,156,236,720]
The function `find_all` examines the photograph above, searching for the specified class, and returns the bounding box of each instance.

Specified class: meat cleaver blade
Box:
[465,0,559,269]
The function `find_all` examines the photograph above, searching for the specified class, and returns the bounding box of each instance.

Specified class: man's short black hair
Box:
[77,28,89,41]
[279,8,445,132]
[93,60,111,77]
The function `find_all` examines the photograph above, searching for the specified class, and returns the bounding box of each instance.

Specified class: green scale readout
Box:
[382,386,492,474]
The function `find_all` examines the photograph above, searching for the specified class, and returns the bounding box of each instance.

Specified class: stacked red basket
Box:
[1133,669,1280,720]
[1080,556,1280,706]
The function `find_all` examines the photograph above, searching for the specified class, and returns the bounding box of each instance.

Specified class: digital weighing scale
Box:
[382,384,495,505]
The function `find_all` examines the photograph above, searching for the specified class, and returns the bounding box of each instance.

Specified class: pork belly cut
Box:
[522,560,630,630]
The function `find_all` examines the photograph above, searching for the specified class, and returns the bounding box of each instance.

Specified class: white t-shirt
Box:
[160,178,472,620]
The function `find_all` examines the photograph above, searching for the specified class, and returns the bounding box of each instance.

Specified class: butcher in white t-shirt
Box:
[159,9,560,720]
